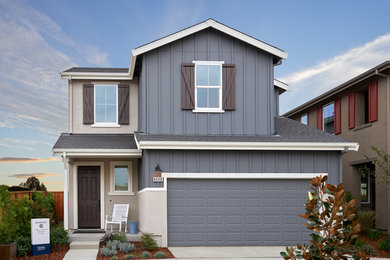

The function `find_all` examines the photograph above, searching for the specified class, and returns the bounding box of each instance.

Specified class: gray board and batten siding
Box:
[138,150,342,190]
[138,28,276,136]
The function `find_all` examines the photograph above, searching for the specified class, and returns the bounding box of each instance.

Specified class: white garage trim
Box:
[161,172,327,191]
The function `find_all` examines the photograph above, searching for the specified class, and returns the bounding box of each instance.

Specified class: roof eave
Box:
[60,72,132,80]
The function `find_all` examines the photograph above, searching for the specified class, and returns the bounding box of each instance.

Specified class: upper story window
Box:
[301,114,308,125]
[95,85,118,124]
[323,102,334,134]
[194,61,224,113]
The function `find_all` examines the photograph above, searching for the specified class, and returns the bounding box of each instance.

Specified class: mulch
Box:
[97,241,175,259]
[359,235,390,258]
[16,244,69,260]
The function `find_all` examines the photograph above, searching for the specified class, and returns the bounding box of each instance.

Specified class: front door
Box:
[78,166,101,228]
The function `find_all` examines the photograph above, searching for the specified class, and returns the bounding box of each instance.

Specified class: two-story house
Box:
[284,61,390,232]
[53,19,358,247]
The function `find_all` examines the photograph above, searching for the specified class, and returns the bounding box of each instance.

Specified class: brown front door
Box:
[78,166,101,228]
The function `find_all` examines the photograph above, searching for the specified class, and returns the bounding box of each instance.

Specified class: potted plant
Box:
[0,185,17,260]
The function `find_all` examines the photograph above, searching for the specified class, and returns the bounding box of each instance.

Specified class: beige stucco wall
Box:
[138,189,167,247]
[70,79,138,133]
[67,158,139,230]
[286,76,390,230]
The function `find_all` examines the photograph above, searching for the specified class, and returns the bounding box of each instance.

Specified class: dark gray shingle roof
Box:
[62,67,129,73]
[135,117,351,143]
[53,134,137,150]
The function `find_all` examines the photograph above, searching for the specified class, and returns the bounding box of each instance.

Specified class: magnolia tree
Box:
[281,175,368,260]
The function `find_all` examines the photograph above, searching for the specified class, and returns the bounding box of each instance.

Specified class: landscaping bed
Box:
[358,234,390,258]
[16,244,69,260]
[97,241,174,259]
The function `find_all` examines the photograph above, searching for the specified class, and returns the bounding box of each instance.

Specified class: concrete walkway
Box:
[169,246,286,259]
[63,241,99,260]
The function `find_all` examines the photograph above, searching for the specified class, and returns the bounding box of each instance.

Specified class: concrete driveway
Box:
[169,246,286,259]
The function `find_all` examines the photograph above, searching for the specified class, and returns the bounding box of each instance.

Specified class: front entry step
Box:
[70,241,100,250]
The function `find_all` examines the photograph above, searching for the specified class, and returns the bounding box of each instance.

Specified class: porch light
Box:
[154,164,163,177]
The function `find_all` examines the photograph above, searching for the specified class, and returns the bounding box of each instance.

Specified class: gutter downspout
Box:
[375,70,390,230]
[68,76,73,133]
[62,152,69,230]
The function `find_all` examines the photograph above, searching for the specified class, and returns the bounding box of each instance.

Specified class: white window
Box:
[109,161,133,195]
[323,102,334,134]
[193,61,224,113]
[94,85,118,126]
[301,114,308,125]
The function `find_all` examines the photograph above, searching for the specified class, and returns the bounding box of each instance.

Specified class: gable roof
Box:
[129,19,288,78]
[283,61,390,117]
[134,117,358,151]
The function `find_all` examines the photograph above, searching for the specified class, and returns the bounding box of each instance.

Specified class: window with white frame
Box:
[109,161,133,195]
[301,114,308,125]
[194,61,223,112]
[95,85,118,124]
[323,102,334,134]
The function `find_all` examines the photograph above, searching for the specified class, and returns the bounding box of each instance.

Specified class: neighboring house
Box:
[284,61,390,232]
[53,19,358,247]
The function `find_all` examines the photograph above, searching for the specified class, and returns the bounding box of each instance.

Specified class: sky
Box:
[1,0,390,190]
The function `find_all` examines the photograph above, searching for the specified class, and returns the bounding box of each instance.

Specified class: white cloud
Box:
[280,33,390,114]
[0,0,111,136]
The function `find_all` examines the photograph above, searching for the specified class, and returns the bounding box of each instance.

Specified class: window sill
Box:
[192,109,225,113]
[91,123,121,128]
[108,191,134,196]
[353,123,372,132]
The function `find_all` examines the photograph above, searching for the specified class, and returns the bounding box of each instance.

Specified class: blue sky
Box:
[1,0,390,190]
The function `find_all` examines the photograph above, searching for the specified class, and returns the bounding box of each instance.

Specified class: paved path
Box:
[169,246,285,259]
[63,249,98,260]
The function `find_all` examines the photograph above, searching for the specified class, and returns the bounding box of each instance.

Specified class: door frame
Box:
[73,162,105,229]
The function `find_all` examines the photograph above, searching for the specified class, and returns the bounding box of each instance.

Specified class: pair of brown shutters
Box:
[347,82,378,128]
[181,63,236,110]
[83,84,130,124]
[316,81,378,133]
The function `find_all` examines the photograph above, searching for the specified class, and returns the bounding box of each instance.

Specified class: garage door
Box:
[167,179,310,246]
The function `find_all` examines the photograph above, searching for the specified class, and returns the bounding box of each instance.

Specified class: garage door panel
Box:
[167,179,308,246]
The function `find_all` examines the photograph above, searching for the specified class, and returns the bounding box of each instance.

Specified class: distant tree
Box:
[8,186,29,192]
[19,176,47,191]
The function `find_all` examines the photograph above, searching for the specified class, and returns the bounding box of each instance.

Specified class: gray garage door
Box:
[167,178,310,246]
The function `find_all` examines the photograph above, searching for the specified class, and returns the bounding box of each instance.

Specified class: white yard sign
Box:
[31,218,50,245]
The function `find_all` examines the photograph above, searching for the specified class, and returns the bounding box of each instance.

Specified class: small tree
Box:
[281,175,368,260]
[19,176,47,191]
[368,146,390,185]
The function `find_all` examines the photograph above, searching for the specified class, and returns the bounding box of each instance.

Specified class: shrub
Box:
[356,243,374,255]
[281,176,363,259]
[107,240,120,251]
[119,242,135,254]
[366,229,381,240]
[16,236,31,257]
[154,251,167,258]
[0,185,17,244]
[344,190,355,203]
[125,254,134,259]
[14,196,33,237]
[113,232,127,242]
[100,232,116,244]
[32,191,56,225]
[141,232,158,250]
[379,234,390,251]
[111,256,117,260]
[142,251,151,259]
[358,210,376,234]
[50,223,68,246]
[100,247,117,257]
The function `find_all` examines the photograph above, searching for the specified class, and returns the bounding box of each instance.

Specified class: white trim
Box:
[109,161,134,195]
[138,188,166,194]
[62,153,69,230]
[73,162,105,230]
[161,172,327,191]
[136,140,359,151]
[94,84,118,125]
[60,73,131,80]
[53,149,142,158]
[194,61,223,113]
[274,79,290,91]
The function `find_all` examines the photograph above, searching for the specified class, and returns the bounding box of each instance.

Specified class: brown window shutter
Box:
[118,84,130,125]
[334,98,341,134]
[83,84,94,124]
[181,63,195,109]
[368,82,378,122]
[316,107,323,130]
[222,64,236,110]
[348,93,355,129]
